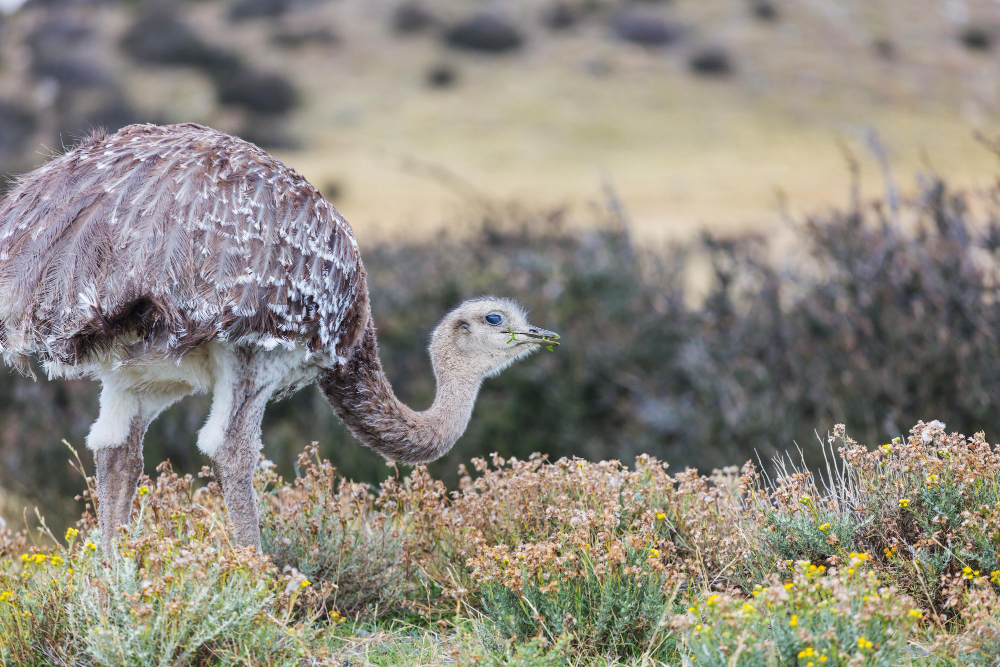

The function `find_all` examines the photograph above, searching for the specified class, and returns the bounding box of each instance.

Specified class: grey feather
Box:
[0,123,367,369]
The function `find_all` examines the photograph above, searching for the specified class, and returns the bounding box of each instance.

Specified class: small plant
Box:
[505,328,559,351]
[260,444,408,619]
[0,466,335,664]
[676,559,924,665]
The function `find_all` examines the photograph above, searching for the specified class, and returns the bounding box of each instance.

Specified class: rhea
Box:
[0,123,558,552]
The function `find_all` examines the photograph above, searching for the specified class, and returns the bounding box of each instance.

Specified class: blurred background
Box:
[2,0,1000,527]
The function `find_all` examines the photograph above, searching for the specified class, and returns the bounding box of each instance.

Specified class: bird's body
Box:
[0,123,557,553]
[0,123,367,378]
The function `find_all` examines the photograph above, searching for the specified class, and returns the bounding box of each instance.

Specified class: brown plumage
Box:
[0,123,367,372]
[0,123,558,553]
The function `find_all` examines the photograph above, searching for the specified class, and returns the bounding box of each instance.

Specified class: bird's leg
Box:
[199,348,272,551]
[88,384,179,555]
[95,427,144,556]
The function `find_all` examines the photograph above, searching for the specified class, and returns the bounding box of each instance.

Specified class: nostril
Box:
[529,328,538,333]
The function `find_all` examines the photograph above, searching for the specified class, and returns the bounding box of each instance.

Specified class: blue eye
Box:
[485,313,503,325]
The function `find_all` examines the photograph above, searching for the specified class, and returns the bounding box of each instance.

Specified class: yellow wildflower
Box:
[656,512,666,521]
[818,523,830,532]
[137,485,149,497]
[65,527,78,541]
[649,547,660,559]
[857,637,873,650]
[798,647,815,659]
[789,614,798,628]
[85,542,97,552]
[899,498,911,508]
[799,495,812,504]
[50,555,64,566]
[299,580,311,589]
[706,595,719,606]
[909,609,923,619]
[0,591,11,602]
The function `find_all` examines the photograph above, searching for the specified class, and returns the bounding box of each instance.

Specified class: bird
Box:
[0,123,559,553]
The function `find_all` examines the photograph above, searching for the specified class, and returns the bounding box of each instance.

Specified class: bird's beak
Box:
[519,326,560,348]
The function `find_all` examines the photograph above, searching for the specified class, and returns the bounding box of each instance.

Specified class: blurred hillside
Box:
[0,0,999,238]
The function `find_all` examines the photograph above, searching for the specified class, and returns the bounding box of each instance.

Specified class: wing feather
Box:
[0,123,366,367]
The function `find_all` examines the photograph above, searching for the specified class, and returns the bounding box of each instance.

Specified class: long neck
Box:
[317,319,481,464]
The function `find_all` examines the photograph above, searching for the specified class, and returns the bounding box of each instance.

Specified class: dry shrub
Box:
[1,425,1000,662]
[936,579,1000,663]
[375,422,1000,660]
[677,559,924,666]
[443,14,524,53]
[0,461,339,665]
[260,444,408,619]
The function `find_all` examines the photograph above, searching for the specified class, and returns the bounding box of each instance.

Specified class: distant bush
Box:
[121,9,241,78]
[874,37,897,60]
[122,9,298,115]
[57,95,145,140]
[750,0,778,22]
[229,0,290,22]
[0,101,37,159]
[443,14,524,53]
[959,26,993,52]
[688,46,733,76]
[541,3,578,31]
[31,58,114,93]
[612,10,684,47]
[391,3,435,35]
[215,69,299,114]
[425,63,458,89]
[271,27,337,49]
[26,16,90,63]
[236,115,300,150]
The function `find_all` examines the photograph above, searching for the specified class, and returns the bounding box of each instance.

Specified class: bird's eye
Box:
[485,313,503,325]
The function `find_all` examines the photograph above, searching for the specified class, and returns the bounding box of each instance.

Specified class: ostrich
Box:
[0,123,558,552]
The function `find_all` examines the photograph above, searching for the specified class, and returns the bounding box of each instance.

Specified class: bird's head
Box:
[429,297,560,380]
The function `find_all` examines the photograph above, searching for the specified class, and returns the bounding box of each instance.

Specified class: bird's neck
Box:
[317,320,481,464]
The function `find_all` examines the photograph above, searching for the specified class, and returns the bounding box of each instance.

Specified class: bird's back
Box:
[0,123,368,374]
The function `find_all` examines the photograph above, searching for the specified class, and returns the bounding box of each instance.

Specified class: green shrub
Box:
[260,445,408,619]
[677,559,924,666]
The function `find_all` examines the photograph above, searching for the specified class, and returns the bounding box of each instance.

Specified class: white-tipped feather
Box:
[0,123,366,371]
